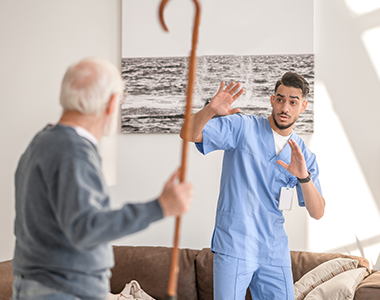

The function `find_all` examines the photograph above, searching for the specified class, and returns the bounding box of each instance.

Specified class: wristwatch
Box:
[297,170,312,183]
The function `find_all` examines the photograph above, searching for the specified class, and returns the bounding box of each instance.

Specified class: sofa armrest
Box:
[354,270,380,300]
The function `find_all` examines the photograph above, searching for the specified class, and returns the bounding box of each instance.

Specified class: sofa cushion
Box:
[290,251,370,283]
[304,268,367,300]
[195,248,213,300]
[111,246,198,300]
[0,260,13,300]
[294,258,360,299]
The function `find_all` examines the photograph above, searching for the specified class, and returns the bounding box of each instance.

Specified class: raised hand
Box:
[208,82,245,116]
[180,81,245,143]
[276,139,309,179]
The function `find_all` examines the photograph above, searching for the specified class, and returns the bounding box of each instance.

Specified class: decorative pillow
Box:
[304,268,367,299]
[107,280,155,300]
[294,258,359,300]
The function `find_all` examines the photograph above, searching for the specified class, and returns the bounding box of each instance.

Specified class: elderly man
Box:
[181,72,325,300]
[12,57,193,300]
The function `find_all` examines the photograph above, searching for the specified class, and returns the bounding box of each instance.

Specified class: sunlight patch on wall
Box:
[344,0,380,16]
[308,81,380,266]
[362,26,380,83]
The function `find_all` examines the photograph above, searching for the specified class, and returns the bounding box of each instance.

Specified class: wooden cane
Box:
[159,1,201,299]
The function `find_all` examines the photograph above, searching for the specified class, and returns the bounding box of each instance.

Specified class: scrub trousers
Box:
[213,252,295,300]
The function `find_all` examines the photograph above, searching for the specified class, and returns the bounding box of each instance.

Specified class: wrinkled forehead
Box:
[275,84,304,100]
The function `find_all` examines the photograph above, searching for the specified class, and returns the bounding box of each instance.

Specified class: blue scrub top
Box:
[195,114,322,267]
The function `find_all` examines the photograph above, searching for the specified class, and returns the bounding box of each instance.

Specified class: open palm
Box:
[208,81,244,116]
[277,139,308,179]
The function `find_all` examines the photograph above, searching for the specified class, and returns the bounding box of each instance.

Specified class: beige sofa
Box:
[0,246,379,299]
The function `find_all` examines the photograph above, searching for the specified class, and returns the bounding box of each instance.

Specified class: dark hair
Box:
[274,72,310,99]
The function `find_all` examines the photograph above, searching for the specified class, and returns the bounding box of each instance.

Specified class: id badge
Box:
[279,187,295,211]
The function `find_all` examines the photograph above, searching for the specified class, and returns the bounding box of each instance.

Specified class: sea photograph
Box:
[121,54,314,134]
[121,0,314,134]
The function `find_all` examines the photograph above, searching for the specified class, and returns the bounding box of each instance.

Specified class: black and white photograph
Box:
[121,0,315,134]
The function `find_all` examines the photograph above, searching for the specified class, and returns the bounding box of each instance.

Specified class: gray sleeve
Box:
[49,152,164,250]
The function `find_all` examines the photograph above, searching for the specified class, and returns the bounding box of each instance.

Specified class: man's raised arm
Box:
[180,81,244,143]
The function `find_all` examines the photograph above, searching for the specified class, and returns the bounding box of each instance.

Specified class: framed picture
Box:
[121,0,314,134]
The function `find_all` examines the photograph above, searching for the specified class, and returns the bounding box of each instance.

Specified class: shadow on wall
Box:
[308,0,380,269]
[318,0,380,203]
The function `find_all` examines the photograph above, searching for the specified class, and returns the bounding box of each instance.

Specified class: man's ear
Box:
[105,93,119,115]
[301,99,308,113]
[270,94,275,107]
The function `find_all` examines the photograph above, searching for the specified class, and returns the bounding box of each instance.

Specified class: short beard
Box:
[272,112,296,130]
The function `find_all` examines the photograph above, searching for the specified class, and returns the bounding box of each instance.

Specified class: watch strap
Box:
[297,170,312,183]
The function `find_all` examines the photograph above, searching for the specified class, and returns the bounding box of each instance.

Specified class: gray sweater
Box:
[13,124,164,299]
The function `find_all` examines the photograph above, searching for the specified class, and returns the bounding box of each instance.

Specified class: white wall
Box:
[310,0,380,266]
[0,0,122,261]
[1,0,380,264]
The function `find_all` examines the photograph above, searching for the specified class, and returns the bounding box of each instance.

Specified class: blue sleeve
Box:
[195,114,245,155]
[52,151,164,250]
[296,151,323,207]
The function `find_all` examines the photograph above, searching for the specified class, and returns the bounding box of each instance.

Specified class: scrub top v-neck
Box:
[196,114,322,267]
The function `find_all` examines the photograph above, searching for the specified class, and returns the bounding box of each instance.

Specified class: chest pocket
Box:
[278,171,298,187]
[272,167,298,202]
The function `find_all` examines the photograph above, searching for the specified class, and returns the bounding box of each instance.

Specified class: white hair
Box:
[59,57,125,115]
